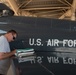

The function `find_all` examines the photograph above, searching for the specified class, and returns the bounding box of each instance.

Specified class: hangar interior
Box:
[0,0,76,75]
[0,0,76,21]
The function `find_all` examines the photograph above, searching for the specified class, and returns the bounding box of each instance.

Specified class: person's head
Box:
[4,30,17,42]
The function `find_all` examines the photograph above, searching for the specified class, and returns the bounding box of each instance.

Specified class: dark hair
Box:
[7,30,17,35]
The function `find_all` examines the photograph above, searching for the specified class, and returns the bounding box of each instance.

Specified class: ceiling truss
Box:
[0,0,76,21]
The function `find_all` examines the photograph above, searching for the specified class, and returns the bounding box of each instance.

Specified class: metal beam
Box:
[59,0,76,20]
[23,7,70,11]
[6,0,36,16]
[59,9,71,19]
[71,0,76,21]
[7,0,19,15]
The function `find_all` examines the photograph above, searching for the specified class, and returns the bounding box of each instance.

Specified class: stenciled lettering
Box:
[47,39,59,46]
[63,39,76,47]
[29,38,76,47]
[29,38,42,46]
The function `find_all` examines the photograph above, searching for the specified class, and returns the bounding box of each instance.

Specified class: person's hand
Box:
[12,49,16,54]
[11,49,17,58]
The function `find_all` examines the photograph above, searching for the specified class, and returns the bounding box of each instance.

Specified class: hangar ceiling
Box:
[0,0,76,21]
